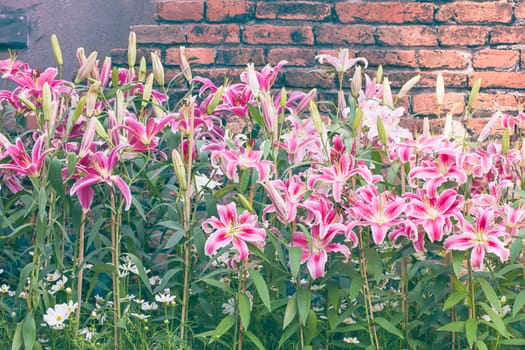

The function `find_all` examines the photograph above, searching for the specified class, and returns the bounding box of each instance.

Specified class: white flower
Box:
[79,327,96,341]
[0,284,11,293]
[343,317,356,325]
[43,304,70,329]
[131,313,150,320]
[222,298,235,315]
[66,300,78,315]
[149,276,161,286]
[49,276,68,295]
[46,270,62,282]
[310,284,326,291]
[141,301,158,311]
[0,268,3,274]
[343,337,360,344]
[155,290,175,304]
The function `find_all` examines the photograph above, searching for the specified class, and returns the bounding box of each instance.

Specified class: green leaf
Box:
[11,322,23,350]
[477,278,501,313]
[90,263,117,274]
[157,220,183,231]
[124,253,152,294]
[451,250,465,278]
[304,310,318,344]
[348,276,363,300]
[364,248,381,281]
[66,152,77,178]
[48,158,64,195]
[38,186,47,223]
[245,330,266,350]
[22,312,36,350]
[476,339,488,350]
[278,321,299,349]
[443,291,468,311]
[16,264,34,298]
[512,289,525,317]
[437,321,465,332]
[375,317,404,339]
[249,269,271,312]
[210,315,235,344]
[465,318,477,348]
[283,293,297,330]
[479,302,510,338]
[239,293,251,330]
[288,246,302,279]
[163,230,185,250]
[296,287,311,326]
[500,339,525,346]
[248,104,264,127]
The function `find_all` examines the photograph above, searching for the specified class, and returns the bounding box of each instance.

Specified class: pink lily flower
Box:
[404,188,464,242]
[308,135,379,203]
[215,146,274,183]
[279,115,323,164]
[444,208,510,270]
[349,184,406,245]
[240,60,287,93]
[292,195,354,279]
[262,175,307,224]
[202,202,266,261]
[118,114,174,154]
[316,49,368,74]
[70,145,132,211]
[0,134,53,178]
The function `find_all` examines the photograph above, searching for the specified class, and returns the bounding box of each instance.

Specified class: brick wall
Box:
[112,0,525,130]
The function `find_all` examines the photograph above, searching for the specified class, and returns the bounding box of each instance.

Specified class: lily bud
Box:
[76,47,86,66]
[351,65,362,98]
[100,57,112,88]
[142,73,154,108]
[42,82,52,121]
[468,78,482,111]
[397,74,420,100]
[502,127,510,155]
[128,31,137,68]
[280,87,287,109]
[382,77,393,108]
[75,51,98,84]
[72,96,87,124]
[377,115,388,146]
[436,72,445,106]
[238,193,255,214]
[18,94,36,111]
[172,149,187,191]
[51,34,63,66]
[179,46,192,81]
[352,108,363,134]
[93,117,109,140]
[246,63,260,97]
[206,85,224,115]
[86,81,101,117]
[443,113,453,139]
[115,90,124,124]
[151,51,165,87]
[376,65,383,83]
[423,117,430,136]
[310,100,323,134]
[138,56,147,83]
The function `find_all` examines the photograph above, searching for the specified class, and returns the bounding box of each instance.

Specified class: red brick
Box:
[387,71,468,88]
[283,69,334,89]
[412,92,466,116]
[257,1,331,21]
[215,48,266,65]
[472,49,519,70]
[357,49,417,68]
[156,0,204,22]
[470,71,525,89]
[418,50,470,69]
[516,3,525,21]
[315,24,374,45]
[436,2,512,23]
[165,47,215,66]
[206,0,255,22]
[243,25,314,45]
[336,2,433,24]
[132,25,186,44]
[473,92,522,112]
[438,26,489,46]
[189,67,245,83]
[111,47,161,65]
[187,24,240,43]
[491,26,525,44]
[521,51,525,69]
[267,48,317,67]
[376,26,438,46]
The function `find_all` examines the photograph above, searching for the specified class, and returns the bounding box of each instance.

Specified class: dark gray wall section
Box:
[0,0,156,81]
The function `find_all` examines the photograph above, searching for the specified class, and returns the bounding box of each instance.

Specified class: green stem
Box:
[110,191,122,349]
[359,228,379,350]
[75,211,87,334]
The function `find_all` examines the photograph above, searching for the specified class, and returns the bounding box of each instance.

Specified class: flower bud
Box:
[151,51,165,87]
[423,117,430,136]
[18,94,36,111]
[138,56,147,83]
[238,193,255,214]
[397,74,420,100]
[280,87,287,109]
[382,77,393,108]
[376,65,383,83]
[443,113,453,139]
[86,81,101,117]
[100,57,112,88]
[377,115,388,146]
[468,78,482,111]
[309,101,323,134]
[206,85,224,115]
[172,148,187,191]
[42,82,52,121]
[51,34,63,66]
[94,117,108,140]
[179,46,192,81]
[246,63,260,97]
[115,90,124,124]
[142,73,154,108]
[352,108,363,134]
[128,31,136,68]
[436,72,445,106]
[75,51,98,84]
[502,127,510,155]
[72,96,87,124]
[351,65,362,98]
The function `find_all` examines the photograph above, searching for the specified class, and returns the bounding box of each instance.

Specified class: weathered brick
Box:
[336,2,433,24]
[132,25,186,44]
[187,24,240,43]
[470,71,525,89]
[257,1,331,21]
[515,3,525,21]
[436,1,512,23]
[283,69,334,89]
[191,67,245,83]
[156,0,204,22]
[267,48,317,67]
[388,71,468,88]
[111,47,162,66]
[206,0,255,22]
[438,26,489,46]
[215,47,266,65]
[315,24,375,45]
[491,26,525,45]
[357,49,417,68]
[473,92,521,112]
[376,26,438,46]
[418,50,470,69]
[243,25,314,45]
[165,47,215,66]
[472,49,519,70]
[412,92,466,116]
